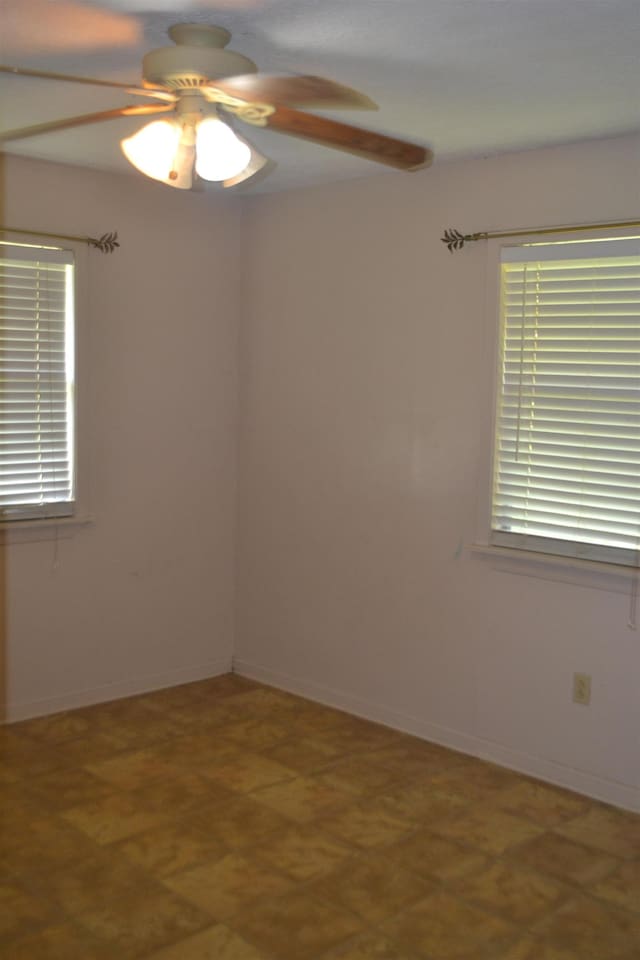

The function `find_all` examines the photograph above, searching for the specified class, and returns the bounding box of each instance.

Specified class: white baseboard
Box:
[233,657,640,814]
[6,656,233,722]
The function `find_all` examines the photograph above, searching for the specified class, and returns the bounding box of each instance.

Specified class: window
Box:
[0,241,77,522]
[490,236,640,567]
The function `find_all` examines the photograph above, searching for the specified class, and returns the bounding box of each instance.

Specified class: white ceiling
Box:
[2,0,639,193]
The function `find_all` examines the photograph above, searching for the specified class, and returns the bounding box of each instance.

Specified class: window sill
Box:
[470,542,639,595]
[0,513,94,545]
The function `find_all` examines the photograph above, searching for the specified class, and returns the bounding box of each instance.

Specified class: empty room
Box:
[1,1,639,958]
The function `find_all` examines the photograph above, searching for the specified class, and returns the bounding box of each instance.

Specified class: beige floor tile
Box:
[114,820,229,878]
[230,889,363,960]
[556,804,640,859]
[127,771,230,817]
[222,687,306,718]
[12,710,93,745]
[61,792,169,844]
[48,730,132,767]
[164,850,292,919]
[313,753,407,797]
[86,747,183,790]
[286,704,353,736]
[384,828,490,883]
[205,750,296,793]
[6,922,112,960]
[374,779,470,824]
[311,721,401,757]
[320,930,422,959]
[263,736,344,774]
[0,881,56,945]
[253,823,356,881]
[319,799,415,849]
[427,761,528,804]
[34,849,156,915]
[0,779,41,821]
[22,767,116,812]
[0,734,68,781]
[4,816,99,880]
[143,923,268,959]
[533,893,640,958]
[80,698,186,747]
[187,793,291,848]
[253,774,351,823]
[311,852,435,923]
[588,860,640,913]
[136,678,253,720]
[509,831,619,886]
[382,890,517,960]
[160,698,245,731]
[449,860,571,925]
[75,886,210,959]
[495,935,589,959]
[493,779,591,828]
[365,741,468,781]
[0,731,28,784]
[430,803,544,855]
[148,732,240,771]
[217,719,293,751]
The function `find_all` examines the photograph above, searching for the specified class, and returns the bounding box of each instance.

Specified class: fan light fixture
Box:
[121,115,251,188]
[1,22,433,190]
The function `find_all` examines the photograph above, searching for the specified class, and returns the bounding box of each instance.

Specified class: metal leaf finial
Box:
[441,228,486,253]
[89,231,120,254]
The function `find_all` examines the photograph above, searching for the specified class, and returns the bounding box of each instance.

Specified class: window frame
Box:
[0,234,91,540]
[474,228,640,582]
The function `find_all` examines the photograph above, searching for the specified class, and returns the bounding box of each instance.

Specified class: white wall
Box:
[236,134,640,811]
[5,156,241,719]
[5,139,640,812]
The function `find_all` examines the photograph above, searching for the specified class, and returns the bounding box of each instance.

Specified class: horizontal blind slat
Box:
[0,246,75,517]
[492,241,640,561]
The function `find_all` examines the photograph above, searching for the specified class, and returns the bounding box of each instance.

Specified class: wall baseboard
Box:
[6,656,233,722]
[233,657,640,814]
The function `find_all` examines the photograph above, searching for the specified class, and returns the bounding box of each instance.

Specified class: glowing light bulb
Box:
[195,117,251,182]
[121,120,182,183]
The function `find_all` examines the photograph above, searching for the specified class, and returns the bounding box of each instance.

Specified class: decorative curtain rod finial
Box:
[88,231,119,254]
[441,228,487,253]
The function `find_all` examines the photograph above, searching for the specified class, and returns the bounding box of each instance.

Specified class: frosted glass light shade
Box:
[121,120,182,182]
[195,117,251,182]
[121,119,194,189]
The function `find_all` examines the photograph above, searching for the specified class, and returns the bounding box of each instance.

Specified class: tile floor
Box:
[2,673,639,959]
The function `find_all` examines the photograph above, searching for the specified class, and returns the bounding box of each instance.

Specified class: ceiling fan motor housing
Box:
[143,23,257,90]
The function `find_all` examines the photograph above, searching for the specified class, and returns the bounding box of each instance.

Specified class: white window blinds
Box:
[491,237,640,566]
[0,243,76,521]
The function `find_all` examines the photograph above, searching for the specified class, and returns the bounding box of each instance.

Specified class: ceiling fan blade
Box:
[0,104,174,143]
[261,106,431,171]
[3,0,140,55]
[0,65,175,102]
[205,74,377,110]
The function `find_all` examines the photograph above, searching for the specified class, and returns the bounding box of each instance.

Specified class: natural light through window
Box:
[490,236,640,566]
[0,243,76,521]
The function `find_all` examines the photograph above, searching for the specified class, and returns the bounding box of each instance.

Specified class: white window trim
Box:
[473,229,640,593]
[0,234,92,543]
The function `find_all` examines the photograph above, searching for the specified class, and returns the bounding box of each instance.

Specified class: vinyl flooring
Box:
[2,673,639,959]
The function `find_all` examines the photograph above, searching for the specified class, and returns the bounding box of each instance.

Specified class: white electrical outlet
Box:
[573,672,592,706]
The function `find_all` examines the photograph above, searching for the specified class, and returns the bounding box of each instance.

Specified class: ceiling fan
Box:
[0,23,433,190]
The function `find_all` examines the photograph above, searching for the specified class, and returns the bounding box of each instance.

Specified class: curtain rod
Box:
[0,226,119,254]
[441,218,640,253]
